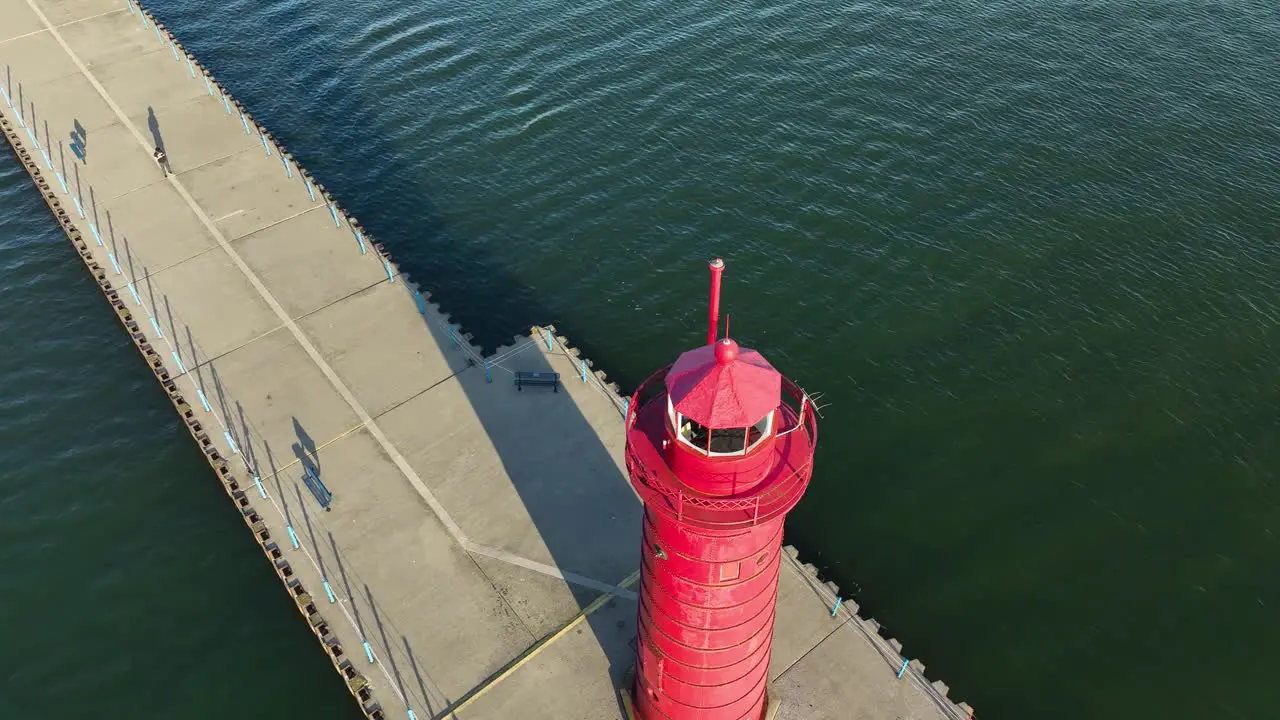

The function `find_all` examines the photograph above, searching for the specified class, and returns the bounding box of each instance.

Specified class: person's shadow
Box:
[147,106,171,175]
[147,106,164,153]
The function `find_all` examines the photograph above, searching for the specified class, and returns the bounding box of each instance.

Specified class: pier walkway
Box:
[0,1,972,718]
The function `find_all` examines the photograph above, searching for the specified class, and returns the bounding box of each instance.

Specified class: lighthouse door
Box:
[638,636,665,705]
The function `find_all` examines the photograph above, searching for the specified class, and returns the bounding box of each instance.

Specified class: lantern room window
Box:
[668,397,773,456]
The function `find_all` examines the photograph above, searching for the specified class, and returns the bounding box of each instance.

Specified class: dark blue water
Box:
[3,1,1278,717]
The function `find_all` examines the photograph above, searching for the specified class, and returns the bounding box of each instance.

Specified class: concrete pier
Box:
[0,1,974,718]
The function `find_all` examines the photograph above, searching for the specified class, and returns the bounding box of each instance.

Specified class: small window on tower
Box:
[719,562,741,582]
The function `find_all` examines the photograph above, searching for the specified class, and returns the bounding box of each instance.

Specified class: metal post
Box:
[170,351,186,374]
[383,259,395,283]
[363,641,375,663]
[239,112,251,135]
[897,658,909,679]
[831,596,842,617]
[484,360,492,383]
[305,178,315,202]
[222,93,232,115]
[328,203,340,227]
[185,57,196,77]
[259,133,271,155]
[448,327,458,347]
[107,252,122,274]
[623,398,630,423]
[413,290,426,316]
[352,228,367,254]
[202,75,213,96]
[255,475,266,498]
[149,316,164,339]
[323,580,336,603]
[287,525,300,549]
[707,258,725,344]
[280,153,291,177]
[544,328,552,350]
[580,359,587,382]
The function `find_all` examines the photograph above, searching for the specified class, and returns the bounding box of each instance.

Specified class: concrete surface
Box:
[0,1,971,718]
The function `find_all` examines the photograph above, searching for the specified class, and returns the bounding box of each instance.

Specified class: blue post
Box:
[363,641,375,663]
[151,23,163,43]
[107,252,122,274]
[544,328,552,350]
[169,42,180,61]
[383,259,395,283]
[24,125,36,145]
[39,147,52,170]
[254,475,266,498]
[149,316,164,339]
[580,359,587,383]
[280,153,292,178]
[55,171,68,194]
[88,222,102,246]
[202,75,213,96]
[448,327,458,347]
[126,283,141,304]
[72,195,84,219]
[323,580,336,603]
[126,0,133,14]
[223,431,239,455]
[408,711,418,720]
[0,85,9,108]
[239,112,251,135]
[328,203,340,227]
[484,360,492,383]
[304,178,315,202]
[185,57,196,77]
[221,93,232,115]
[353,229,367,254]
[623,398,630,422]
[170,351,186,374]
[259,133,271,155]
[897,658,909,679]
[831,596,842,617]
[287,525,300,549]
[195,387,211,412]
[14,110,25,129]
[413,290,426,316]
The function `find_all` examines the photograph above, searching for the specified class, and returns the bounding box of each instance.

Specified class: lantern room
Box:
[661,336,785,493]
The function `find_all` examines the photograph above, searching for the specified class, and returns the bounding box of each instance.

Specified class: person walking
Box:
[153,146,169,176]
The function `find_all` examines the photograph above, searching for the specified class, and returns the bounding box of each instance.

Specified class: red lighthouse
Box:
[624,259,818,719]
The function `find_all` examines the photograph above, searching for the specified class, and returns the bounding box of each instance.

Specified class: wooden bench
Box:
[515,371,560,392]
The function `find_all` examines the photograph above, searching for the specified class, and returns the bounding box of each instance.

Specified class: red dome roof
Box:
[665,338,781,428]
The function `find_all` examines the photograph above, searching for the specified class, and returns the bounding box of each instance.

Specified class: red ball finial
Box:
[714,337,739,365]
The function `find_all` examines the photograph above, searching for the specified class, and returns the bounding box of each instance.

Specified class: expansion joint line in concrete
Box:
[24,0,630,609]
[444,569,642,717]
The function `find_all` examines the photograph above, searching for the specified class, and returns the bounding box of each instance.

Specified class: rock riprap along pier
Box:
[0,0,974,717]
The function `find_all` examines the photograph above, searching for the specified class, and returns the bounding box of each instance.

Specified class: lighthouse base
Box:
[619,667,781,720]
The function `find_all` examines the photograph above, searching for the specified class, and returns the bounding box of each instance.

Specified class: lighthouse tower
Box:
[623,259,818,720]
